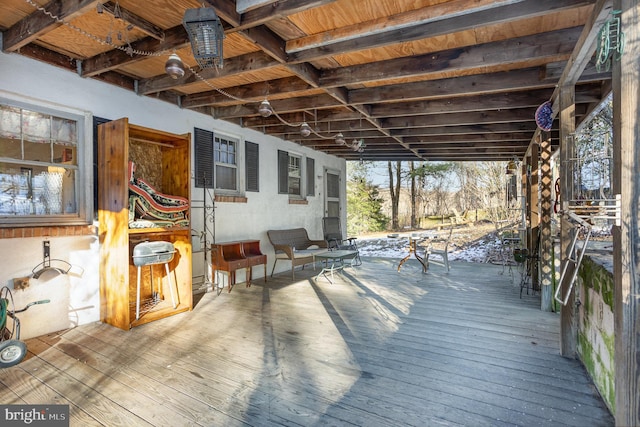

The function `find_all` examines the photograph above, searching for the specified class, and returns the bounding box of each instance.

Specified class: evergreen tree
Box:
[347,162,388,234]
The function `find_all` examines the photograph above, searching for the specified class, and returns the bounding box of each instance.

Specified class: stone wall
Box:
[576,253,615,413]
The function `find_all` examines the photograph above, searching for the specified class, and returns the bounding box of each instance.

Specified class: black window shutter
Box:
[306,157,315,196]
[245,141,259,192]
[278,150,289,194]
[194,128,214,188]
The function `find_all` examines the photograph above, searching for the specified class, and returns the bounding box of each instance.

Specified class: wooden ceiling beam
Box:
[382,109,537,128]
[393,123,540,137]
[234,0,336,32]
[405,133,540,144]
[351,68,551,105]
[286,0,523,53]
[320,27,581,88]
[182,76,313,108]
[2,0,98,52]
[137,51,280,95]
[240,26,287,62]
[101,1,164,41]
[369,83,602,117]
[81,25,189,77]
[288,0,595,63]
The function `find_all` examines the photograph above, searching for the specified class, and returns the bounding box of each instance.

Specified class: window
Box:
[0,99,88,225]
[214,135,237,191]
[288,154,301,196]
[194,128,239,192]
[278,150,314,198]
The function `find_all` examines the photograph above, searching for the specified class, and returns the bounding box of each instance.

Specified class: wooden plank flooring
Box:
[0,259,614,426]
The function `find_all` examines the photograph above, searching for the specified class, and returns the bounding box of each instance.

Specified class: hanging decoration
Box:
[535,100,553,131]
[596,9,625,72]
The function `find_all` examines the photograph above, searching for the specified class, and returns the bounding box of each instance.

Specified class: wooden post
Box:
[613,1,640,424]
[539,135,554,311]
[559,84,577,358]
[529,142,540,289]
[525,153,532,248]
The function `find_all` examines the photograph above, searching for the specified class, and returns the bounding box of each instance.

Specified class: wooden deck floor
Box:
[1,259,614,426]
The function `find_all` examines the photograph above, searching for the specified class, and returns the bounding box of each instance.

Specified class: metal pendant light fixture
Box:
[258,100,273,117]
[183,7,225,69]
[300,122,312,137]
[165,53,185,79]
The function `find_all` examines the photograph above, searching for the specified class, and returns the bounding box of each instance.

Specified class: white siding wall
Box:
[0,50,346,337]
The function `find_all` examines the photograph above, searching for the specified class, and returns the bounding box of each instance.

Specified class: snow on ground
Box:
[356,228,502,263]
[356,222,613,264]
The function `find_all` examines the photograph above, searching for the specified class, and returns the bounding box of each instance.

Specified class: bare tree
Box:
[410,161,417,228]
[387,161,402,230]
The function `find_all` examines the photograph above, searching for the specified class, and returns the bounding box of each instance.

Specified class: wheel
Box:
[0,339,27,368]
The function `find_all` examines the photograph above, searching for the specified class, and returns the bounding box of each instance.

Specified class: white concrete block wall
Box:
[0,50,346,337]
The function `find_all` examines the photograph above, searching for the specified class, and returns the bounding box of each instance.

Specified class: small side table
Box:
[397,237,427,273]
[313,250,359,283]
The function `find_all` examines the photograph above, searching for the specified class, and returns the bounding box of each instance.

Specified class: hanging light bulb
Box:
[300,122,312,137]
[334,132,345,145]
[258,100,273,117]
[165,53,185,79]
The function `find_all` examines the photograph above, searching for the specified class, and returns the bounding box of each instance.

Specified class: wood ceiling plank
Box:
[235,0,336,32]
[81,25,190,77]
[287,0,523,53]
[320,27,581,88]
[3,0,98,51]
[137,51,280,95]
[352,68,551,105]
[102,1,164,41]
[181,76,314,108]
[288,0,595,63]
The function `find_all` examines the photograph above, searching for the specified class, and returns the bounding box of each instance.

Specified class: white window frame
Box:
[213,133,241,194]
[0,92,92,226]
[288,152,302,197]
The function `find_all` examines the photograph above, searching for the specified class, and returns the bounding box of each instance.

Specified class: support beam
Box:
[559,84,577,358]
[612,1,640,424]
[529,142,540,291]
[539,135,554,311]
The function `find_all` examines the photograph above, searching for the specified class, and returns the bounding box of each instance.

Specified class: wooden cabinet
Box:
[98,118,192,330]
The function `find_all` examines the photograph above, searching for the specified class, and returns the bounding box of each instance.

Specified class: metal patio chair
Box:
[322,217,361,266]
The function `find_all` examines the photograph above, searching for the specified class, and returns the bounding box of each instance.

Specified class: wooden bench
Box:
[267,228,328,279]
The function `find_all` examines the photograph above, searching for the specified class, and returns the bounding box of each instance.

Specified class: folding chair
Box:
[322,217,362,266]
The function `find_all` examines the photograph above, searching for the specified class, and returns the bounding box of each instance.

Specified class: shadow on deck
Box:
[2,258,613,426]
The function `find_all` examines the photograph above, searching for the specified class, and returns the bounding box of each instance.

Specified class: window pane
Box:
[0,137,22,160]
[216,165,236,190]
[0,106,21,140]
[52,117,77,144]
[0,162,76,215]
[53,143,76,165]
[327,173,340,198]
[22,110,50,143]
[288,176,300,195]
[24,138,51,163]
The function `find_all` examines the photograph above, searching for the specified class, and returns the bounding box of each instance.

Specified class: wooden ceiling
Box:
[0,0,612,161]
